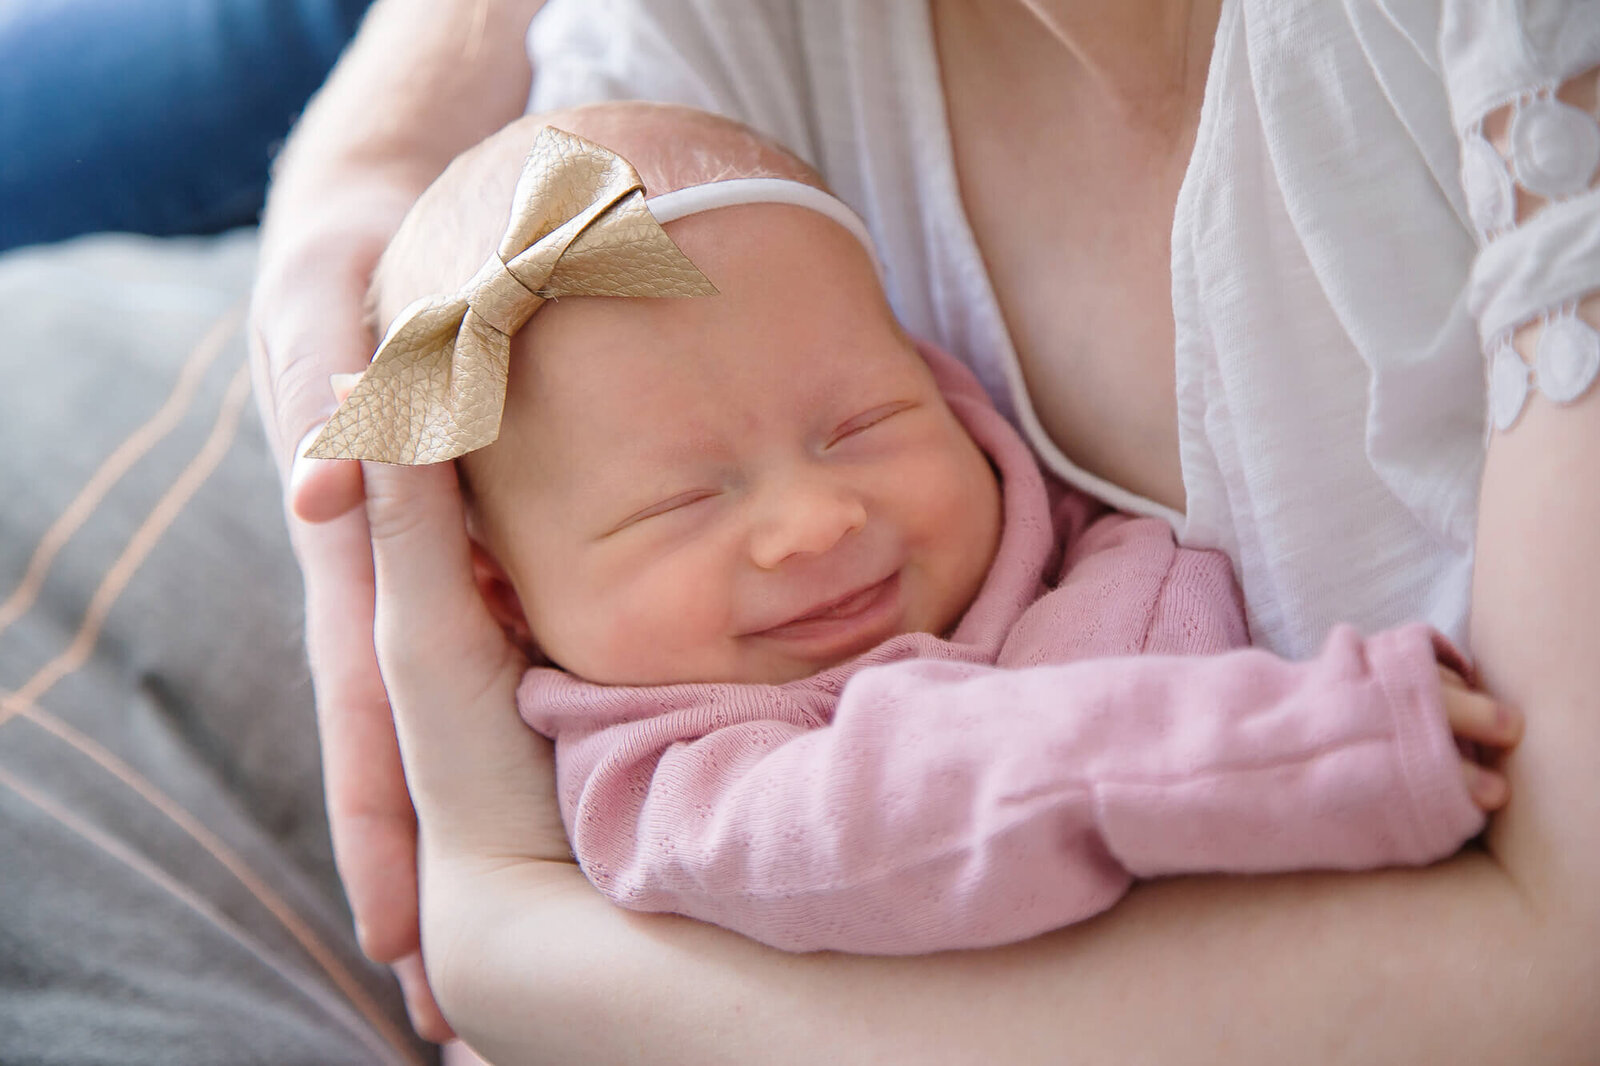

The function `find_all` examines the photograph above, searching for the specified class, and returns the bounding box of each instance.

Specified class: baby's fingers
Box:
[1462,759,1510,811]
[1443,684,1523,750]
[1442,679,1520,811]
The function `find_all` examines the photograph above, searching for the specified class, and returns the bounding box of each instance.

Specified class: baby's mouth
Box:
[748,572,904,661]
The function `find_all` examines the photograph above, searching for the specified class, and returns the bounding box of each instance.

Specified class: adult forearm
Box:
[440,849,1584,1065]
[262,0,543,233]
[432,437,1600,1062]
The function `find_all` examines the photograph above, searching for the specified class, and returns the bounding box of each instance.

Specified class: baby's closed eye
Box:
[607,489,723,535]
[825,401,918,448]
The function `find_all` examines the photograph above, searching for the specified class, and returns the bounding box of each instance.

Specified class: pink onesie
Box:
[520,345,1484,954]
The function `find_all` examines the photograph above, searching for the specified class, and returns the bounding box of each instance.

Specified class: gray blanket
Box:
[0,232,429,1064]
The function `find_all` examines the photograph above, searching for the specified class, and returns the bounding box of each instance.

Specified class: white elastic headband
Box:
[645,178,883,278]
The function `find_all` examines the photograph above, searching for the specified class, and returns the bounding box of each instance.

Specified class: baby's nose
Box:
[748,475,868,570]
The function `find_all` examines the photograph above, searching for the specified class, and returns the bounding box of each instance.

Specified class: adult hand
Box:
[251,196,448,1035]
[247,0,548,1038]
[360,456,573,1035]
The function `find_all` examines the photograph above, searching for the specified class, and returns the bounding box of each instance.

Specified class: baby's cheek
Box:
[577,555,738,685]
[910,435,991,528]
[514,556,633,681]
[906,441,1002,619]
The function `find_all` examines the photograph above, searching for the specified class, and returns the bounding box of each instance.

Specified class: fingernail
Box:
[330,372,363,402]
[298,423,327,458]
[292,424,328,474]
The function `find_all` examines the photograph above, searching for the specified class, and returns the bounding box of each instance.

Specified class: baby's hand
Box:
[1438,665,1522,811]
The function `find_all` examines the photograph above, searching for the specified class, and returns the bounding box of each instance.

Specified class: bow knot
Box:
[465,256,545,337]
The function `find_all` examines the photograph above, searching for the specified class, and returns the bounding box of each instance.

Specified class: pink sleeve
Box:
[527,622,1483,955]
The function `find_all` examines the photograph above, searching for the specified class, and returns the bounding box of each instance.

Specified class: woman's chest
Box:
[932,9,1210,515]
[948,108,1197,513]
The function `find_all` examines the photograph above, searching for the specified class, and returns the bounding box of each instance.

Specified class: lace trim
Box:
[1461,83,1600,242]
[1489,304,1600,431]
[1462,68,1600,431]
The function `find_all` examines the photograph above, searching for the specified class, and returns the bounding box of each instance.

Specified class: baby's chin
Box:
[586,654,824,687]
[542,644,784,687]
[552,644,875,687]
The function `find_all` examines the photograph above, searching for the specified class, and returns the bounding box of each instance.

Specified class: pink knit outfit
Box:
[519,345,1484,954]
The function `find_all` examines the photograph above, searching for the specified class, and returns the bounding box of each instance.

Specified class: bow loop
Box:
[306,126,716,465]
[543,191,722,299]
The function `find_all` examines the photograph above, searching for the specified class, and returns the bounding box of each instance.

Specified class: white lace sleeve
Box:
[1446,2,1600,432]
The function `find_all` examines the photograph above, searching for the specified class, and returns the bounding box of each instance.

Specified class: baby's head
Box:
[372,103,1001,685]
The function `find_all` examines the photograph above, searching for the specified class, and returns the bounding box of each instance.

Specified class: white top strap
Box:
[646,178,883,277]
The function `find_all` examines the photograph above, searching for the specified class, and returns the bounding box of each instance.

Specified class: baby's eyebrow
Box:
[577,436,725,504]
[610,426,731,472]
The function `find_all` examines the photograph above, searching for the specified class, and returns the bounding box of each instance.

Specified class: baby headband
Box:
[306,125,878,465]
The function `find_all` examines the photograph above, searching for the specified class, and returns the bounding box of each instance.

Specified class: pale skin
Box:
[252,0,1600,1057]
[366,122,1520,1061]
[417,140,1516,769]
[251,0,548,1033]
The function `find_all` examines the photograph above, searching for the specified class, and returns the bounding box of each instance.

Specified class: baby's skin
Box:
[465,201,1001,686]
[359,103,1519,808]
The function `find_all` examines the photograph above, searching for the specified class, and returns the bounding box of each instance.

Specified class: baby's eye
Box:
[827,402,915,447]
[612,490,719,532]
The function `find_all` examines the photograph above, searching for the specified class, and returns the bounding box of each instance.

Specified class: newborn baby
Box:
[326,102,1512,954]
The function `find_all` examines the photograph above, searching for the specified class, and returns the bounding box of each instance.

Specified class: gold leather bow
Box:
[306,126,718,465]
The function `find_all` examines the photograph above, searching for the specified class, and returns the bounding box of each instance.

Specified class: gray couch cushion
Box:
[0,231,428,1064]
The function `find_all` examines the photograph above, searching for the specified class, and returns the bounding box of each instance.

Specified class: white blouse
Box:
[525,0,1600,657]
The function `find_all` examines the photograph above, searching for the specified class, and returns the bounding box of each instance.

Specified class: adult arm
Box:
[253,0,545,498]
[530,624,1483,955]
[366,457,1596,1065]
[453,19,1600,1058]
[1447,0,1600,954]
[378,4,1600,1059]
[247,0,545,1037]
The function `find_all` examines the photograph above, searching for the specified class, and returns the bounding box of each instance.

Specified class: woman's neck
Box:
[997,0,1221,125]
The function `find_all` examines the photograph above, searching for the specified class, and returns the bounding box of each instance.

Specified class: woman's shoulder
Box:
[1243,0,1599,132]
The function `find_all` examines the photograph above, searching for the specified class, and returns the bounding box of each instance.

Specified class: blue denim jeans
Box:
[0,0,373,251]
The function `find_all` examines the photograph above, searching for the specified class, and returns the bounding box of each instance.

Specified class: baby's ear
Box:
[469,540,535,650]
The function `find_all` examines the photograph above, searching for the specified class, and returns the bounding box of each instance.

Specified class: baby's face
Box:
[468,204,1002,685]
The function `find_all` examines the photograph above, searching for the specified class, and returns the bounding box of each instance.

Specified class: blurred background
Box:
[1,0,373,252]
[0,3,441,1060]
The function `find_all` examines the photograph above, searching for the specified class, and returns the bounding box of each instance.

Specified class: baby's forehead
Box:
[375,108,826,327]
[503,203,907,439]
[512,325,923,454]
